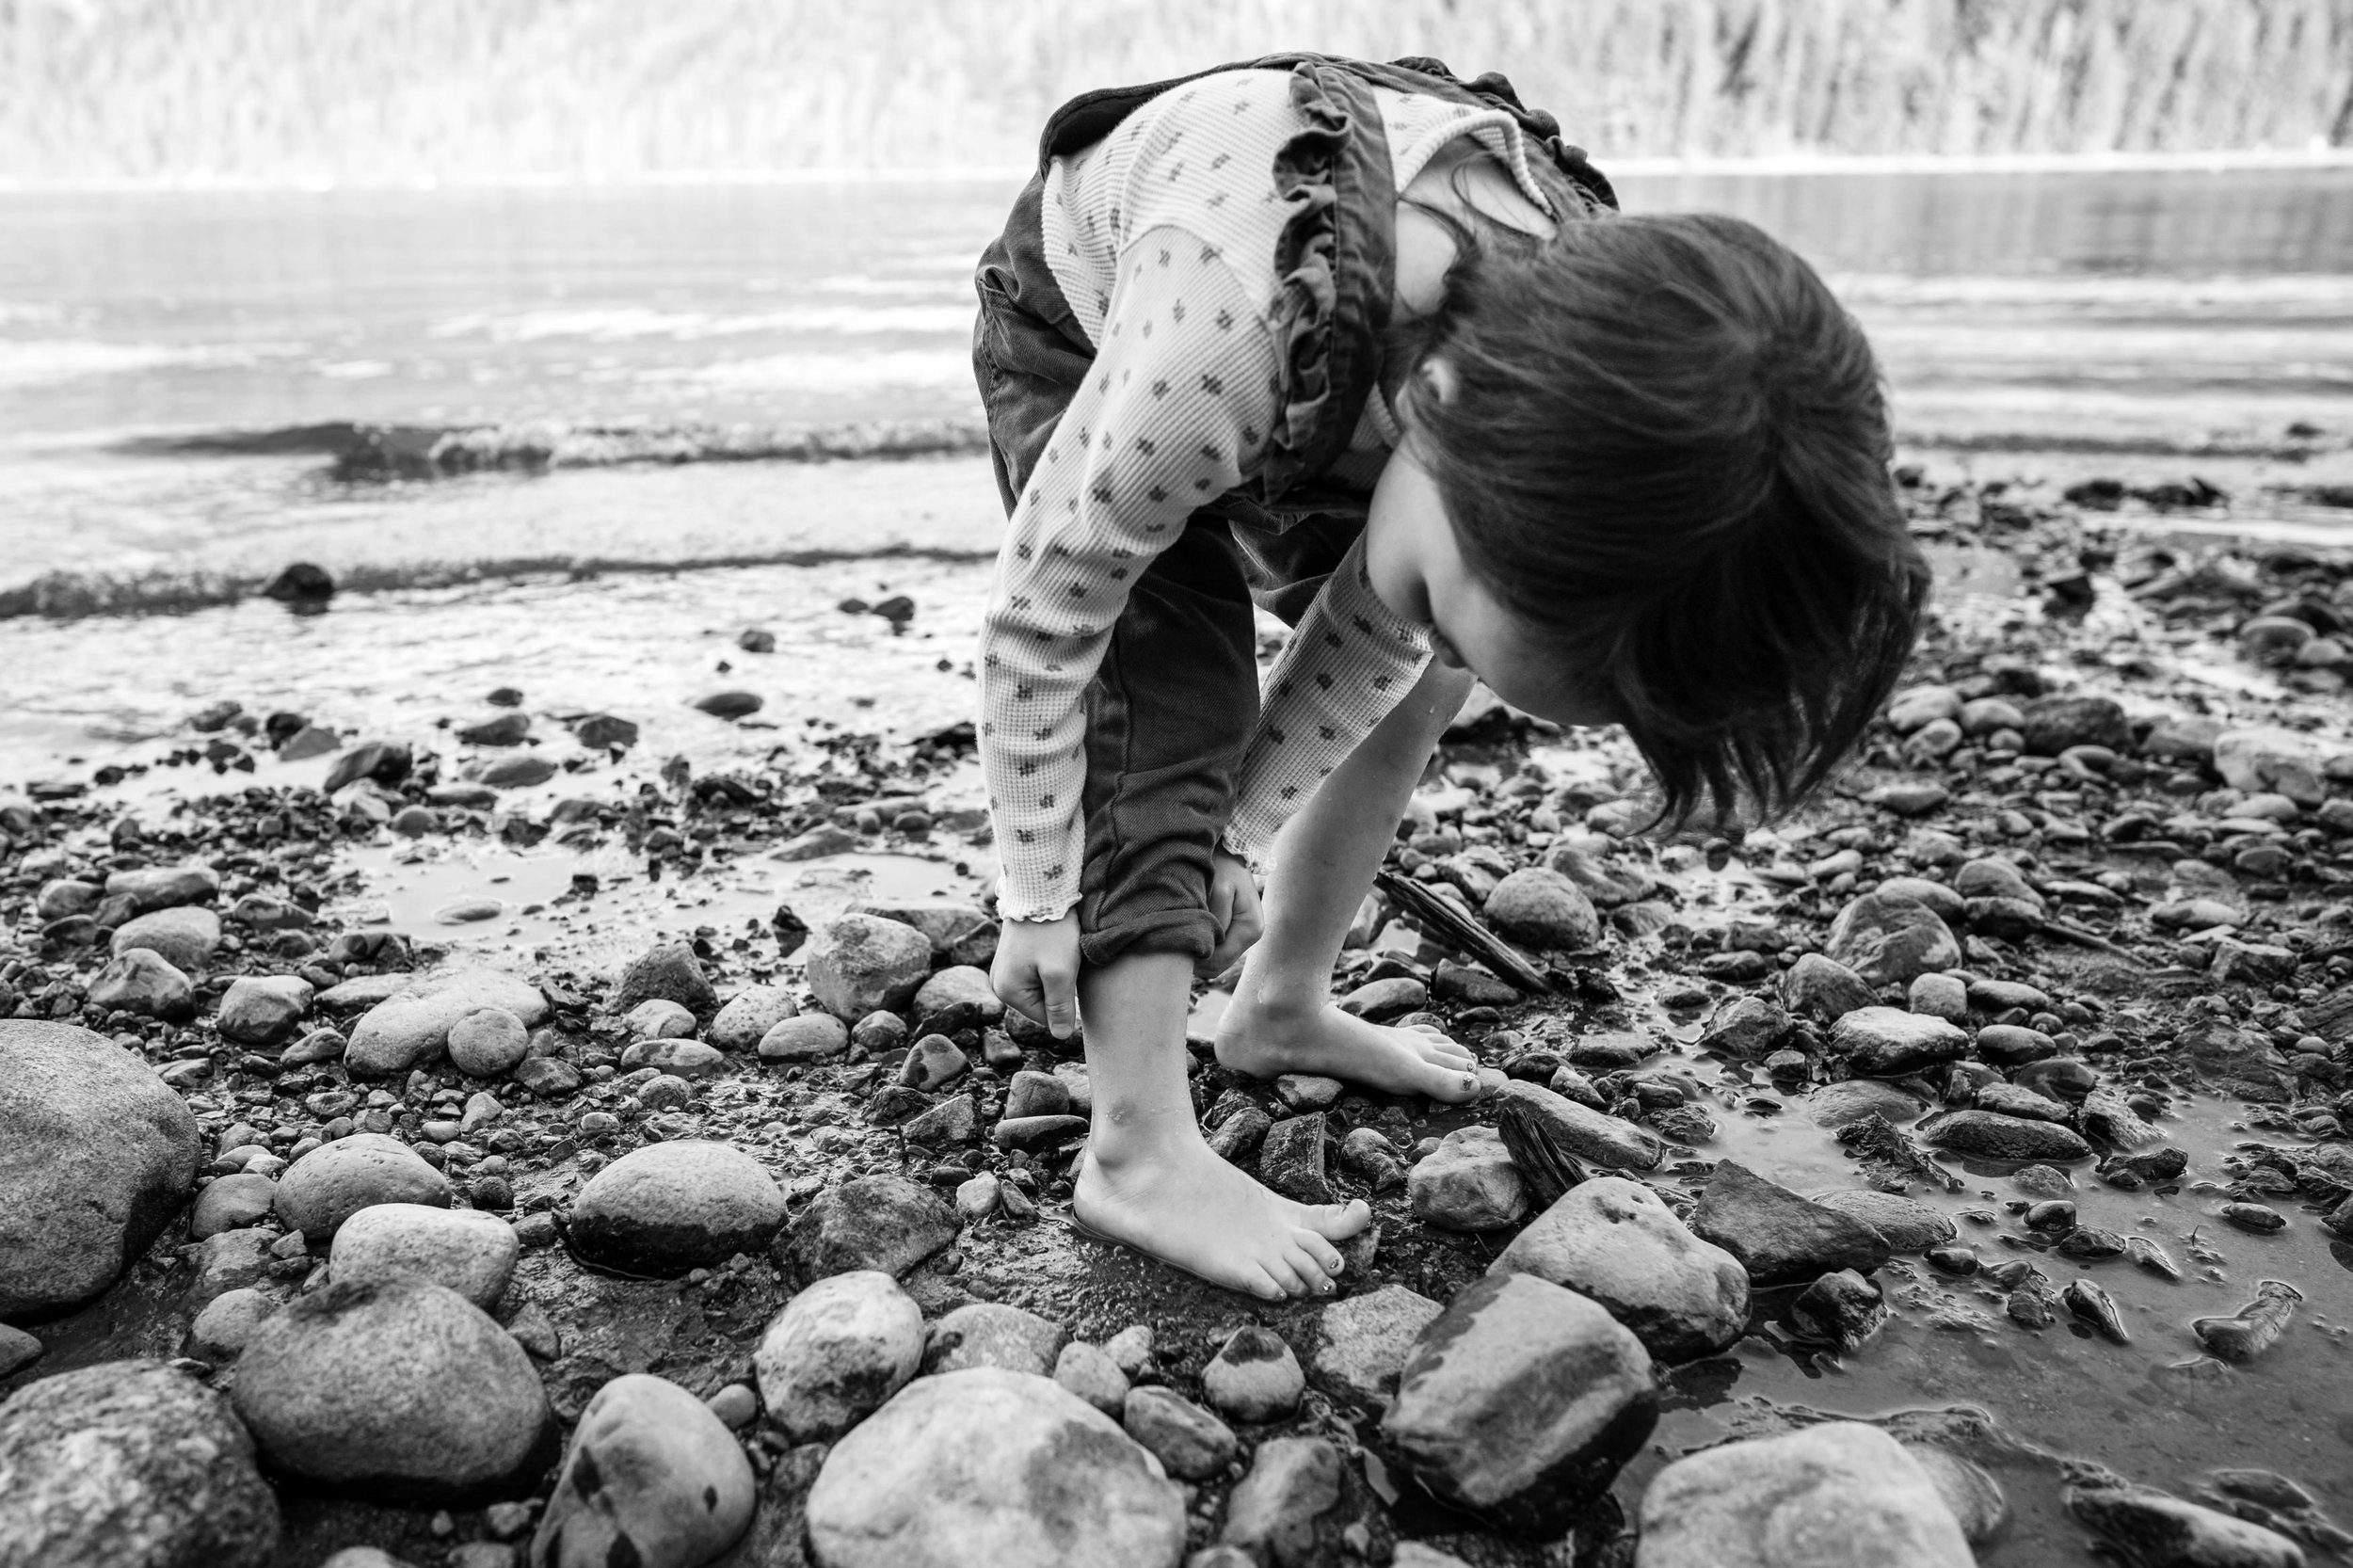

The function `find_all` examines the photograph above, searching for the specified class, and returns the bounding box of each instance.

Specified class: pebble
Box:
[803,914,934,1020]
[530,1373,755,1568]
[1201,1325,1305,1421]
[923,1301,1066,1376]
[568,1141,786,1276]
[1335,975,1428,1019]
[0,1360,279,1567]
[1780,952,1878,1022]
[804,1368,1187,1568]
[708,984,798,1050]
[1637,1422,1974,1567]
[1053,1339,1130,1415]
[1922,1110,2091,1161]
[110,904,223,971]
[1491,1176,1749,1362]
[1805,1079,1926,1128]
[328,1203,520,1310]
[0,1322,42,1377]
[622,998,697,1038]
[704,1384,759,1430]
[780,1173,959,1287]
[344,968,549,1076]
[1689,1160,1891,1286]
[620,1037,727,1079]
[1908,971,1971,1018]
[213,974,312,1046]
[104,863,222,914]
[1406,1125,1529,1231]
[232,1275,553,1497]
[1790,1268,1888,1352]
[1220,1436,1346,1564]
[447,1007,531,1076]
[87,947,196,1018]
[0,1021,200,1316]
[1482,867,1601,948]
[610,942,717,1016]
[1105,1323,1156,1380]
[1384,1272,1657,1535]
[1828,1005,1971,1075]
[1257,1111,1337,1203]
[910,964,1003,1030]
[759,1013,850,1061]
[187,1285,277,1361]
[1311,1284,1445,1403]
[1823,891,1961,985]
[191,1172,280,1239]
[274,1132,452,1241]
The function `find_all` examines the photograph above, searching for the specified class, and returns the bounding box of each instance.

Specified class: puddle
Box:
[332,843,989,975]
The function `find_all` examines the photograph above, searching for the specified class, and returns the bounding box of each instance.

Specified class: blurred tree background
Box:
[3,0,2349,182]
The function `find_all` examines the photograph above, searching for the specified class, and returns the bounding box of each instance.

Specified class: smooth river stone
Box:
[530,1373,755,1568]
[568,1142,787,1276]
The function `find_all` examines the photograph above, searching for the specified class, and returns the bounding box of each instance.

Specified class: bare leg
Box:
[1070,949,1370,1300]
[1216,659,1485,1101]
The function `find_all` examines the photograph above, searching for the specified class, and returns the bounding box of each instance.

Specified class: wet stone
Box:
[1810,1189,1957,1252]
[760,1013,850,1062]
[1638,1422,1974,1568]
[1790,1268,1888,1353]
[923,1301,1066,1377]
[1220,1436,1348,1565]
[1491,1176,1748,1363]
[1830,1006,1971,1076]
[2066,1483,2307,1568]
[1257,1112,1336,1204]
[781,1173,959,1287]
[1780,952,1877,1023]
[328,1202,519,1311]
[610,941,716,1016]
[110,905,222,971]
[708,984,798,1051]
[1202,1325,1305,1422]
[531,1372,754,1568]
[1482,868,1601,950]
[1053,1340,1129,1416]
[1690,1160,1891,1286]
[568,1141,786,1276]
[1312,1285,1444,1405]
[1922,1110,2091,1161]
[1123,1385,1236,1481]
[192,1172,280,1240]
[1824,892,1961,986]
[754,1271,924,1442]
[275,1133,452,1241]
[804,914,933,1020]
[1407,1125,1528,1232]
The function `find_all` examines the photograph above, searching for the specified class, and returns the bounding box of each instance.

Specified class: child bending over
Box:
[968,53,1928,1300]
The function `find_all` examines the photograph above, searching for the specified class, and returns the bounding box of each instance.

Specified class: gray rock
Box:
[1257,1112,1336,1204]
[1122,1386,1236,1481]
[923,1302,1066,1377]
[184,1229,275,1311]
[1337,976,1429,1019]
[329,1203,519,1310]
[1494,1080,1663,1196]
[1490,1176,1749,1363]
[610,942,716,1016]
[447,1007,530,1077]
[1690,1160,1890,1286]
[845,900,996,961]
[1878,876,1968,926]
[274,1133,452,1241]
[1952,856,2041,906]
[0,1021,200,1316]
[568,1142,786,1276]
[1543,844,1657,906]
[619,1038,727,1079]
[1220,1437,1346,1565]
[232,1275,552,1498]
[1201,1325,1304,1421]
[804,915,933,1021]
[1909,972,1970,1019]
[36,878,103,922]
[87,949,195,1019]
[911,965,1002,1028]
[110,906,221,972]
[190,1173,279,1240]
[804,1368,1186,1568]
[529,1373,754,1568]
[1052,1341,1129,1416]
[186,1286,277,1361]
[1923,1110,2092,1161]
[1808,1190,1957,1253]
[0,1359,278,1568]
[1384,1272,1657,1535]
[216,976,312,1047]
[1806,1080,1925,1128]
[1483,868,1601,949]
[1004,1069,1072,1120]
[621,998,696,1039]
[1906,1445,2009,1545]
[0,1324,41,1378]
[2065,1482,2307,1568]
[1407,1126,1528,1231]
[709,986,798,1051]
[1697,996,1795,1056]
[344,968,549,1076]
[1312,1285,1443,1404]
[760,1013,850,1062]
[1829,1006,1971,1076]
[780,1174,958,1287]
[104,864,221,915]
[1636,1421,1974,1567]
[1824,893,1961,987]
[1789,1268,1887,1352]
[754,1271,923,1441]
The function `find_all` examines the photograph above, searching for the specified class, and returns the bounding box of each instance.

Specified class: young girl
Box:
[969,53,1928,1301]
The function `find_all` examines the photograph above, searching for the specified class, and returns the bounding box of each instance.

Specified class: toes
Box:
[1297,1229,1348,1280]
[1241,1264,1287,1304]
[1284,1238,1337,1296]
[1303,1198,1371,1240]
[1417,1060,1484,1103]
[1260,1251,1311,1299]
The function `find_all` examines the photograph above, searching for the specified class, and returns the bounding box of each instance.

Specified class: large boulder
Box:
[273,1133,451,1242]
[0,1359,278,1568]
[1635,1422,1974,1567]
[110,907,221,973]
[567,1142,786,1276]
[755,1271,924,1441]
[1383,1272,1657,1536]
[804,915,933,1021]
[1491,1176,1750,1363]
[1823,893,1961,987]
[0,1021,200,1318]
[528,1373,754,1568]
[231,1276,554,1500]
[804,1368,1187,1568]
[1689,1161,1890,1287]
[344,968,549,1076]
[780,1174,959,1287]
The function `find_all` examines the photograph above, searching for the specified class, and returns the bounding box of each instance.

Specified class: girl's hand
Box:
[992,912,1081,1039]
[1201,851,1264,977]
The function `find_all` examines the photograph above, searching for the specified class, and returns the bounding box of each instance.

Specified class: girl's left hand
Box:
[1201,850,1264,976]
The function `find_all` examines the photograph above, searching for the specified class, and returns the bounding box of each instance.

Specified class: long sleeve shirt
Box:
[982,67,1558,921]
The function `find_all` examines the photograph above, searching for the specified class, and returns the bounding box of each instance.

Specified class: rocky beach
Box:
[4,461,2353,1568]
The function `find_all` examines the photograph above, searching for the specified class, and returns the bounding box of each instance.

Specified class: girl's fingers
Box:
[1040,965,1080,1039]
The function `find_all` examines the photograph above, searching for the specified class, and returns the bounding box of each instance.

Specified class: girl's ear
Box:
[1418,355,1459,407]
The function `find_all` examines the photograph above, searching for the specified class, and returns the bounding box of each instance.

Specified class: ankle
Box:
[1083,1103,1203,1171]
[1225,980,1328,1032]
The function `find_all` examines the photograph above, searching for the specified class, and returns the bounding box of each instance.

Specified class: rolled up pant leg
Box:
[1076,515,1260,968]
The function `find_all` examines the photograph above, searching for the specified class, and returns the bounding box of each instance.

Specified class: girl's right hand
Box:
[991,911,1081,1039]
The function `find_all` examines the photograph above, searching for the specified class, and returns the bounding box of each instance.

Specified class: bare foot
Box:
[1216,995,1484,1102]
[1072,1132,1370,1302]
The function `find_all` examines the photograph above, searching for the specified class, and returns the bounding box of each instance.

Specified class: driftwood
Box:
[1375,871,1552,994]
[1833,1112,1964,1192]
[1494,1088,1593,1208]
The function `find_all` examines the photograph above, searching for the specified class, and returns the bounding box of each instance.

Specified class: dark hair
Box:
[1399,207,1929,828]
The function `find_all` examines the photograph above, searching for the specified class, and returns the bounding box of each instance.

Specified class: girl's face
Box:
[1364,370,1612,730]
